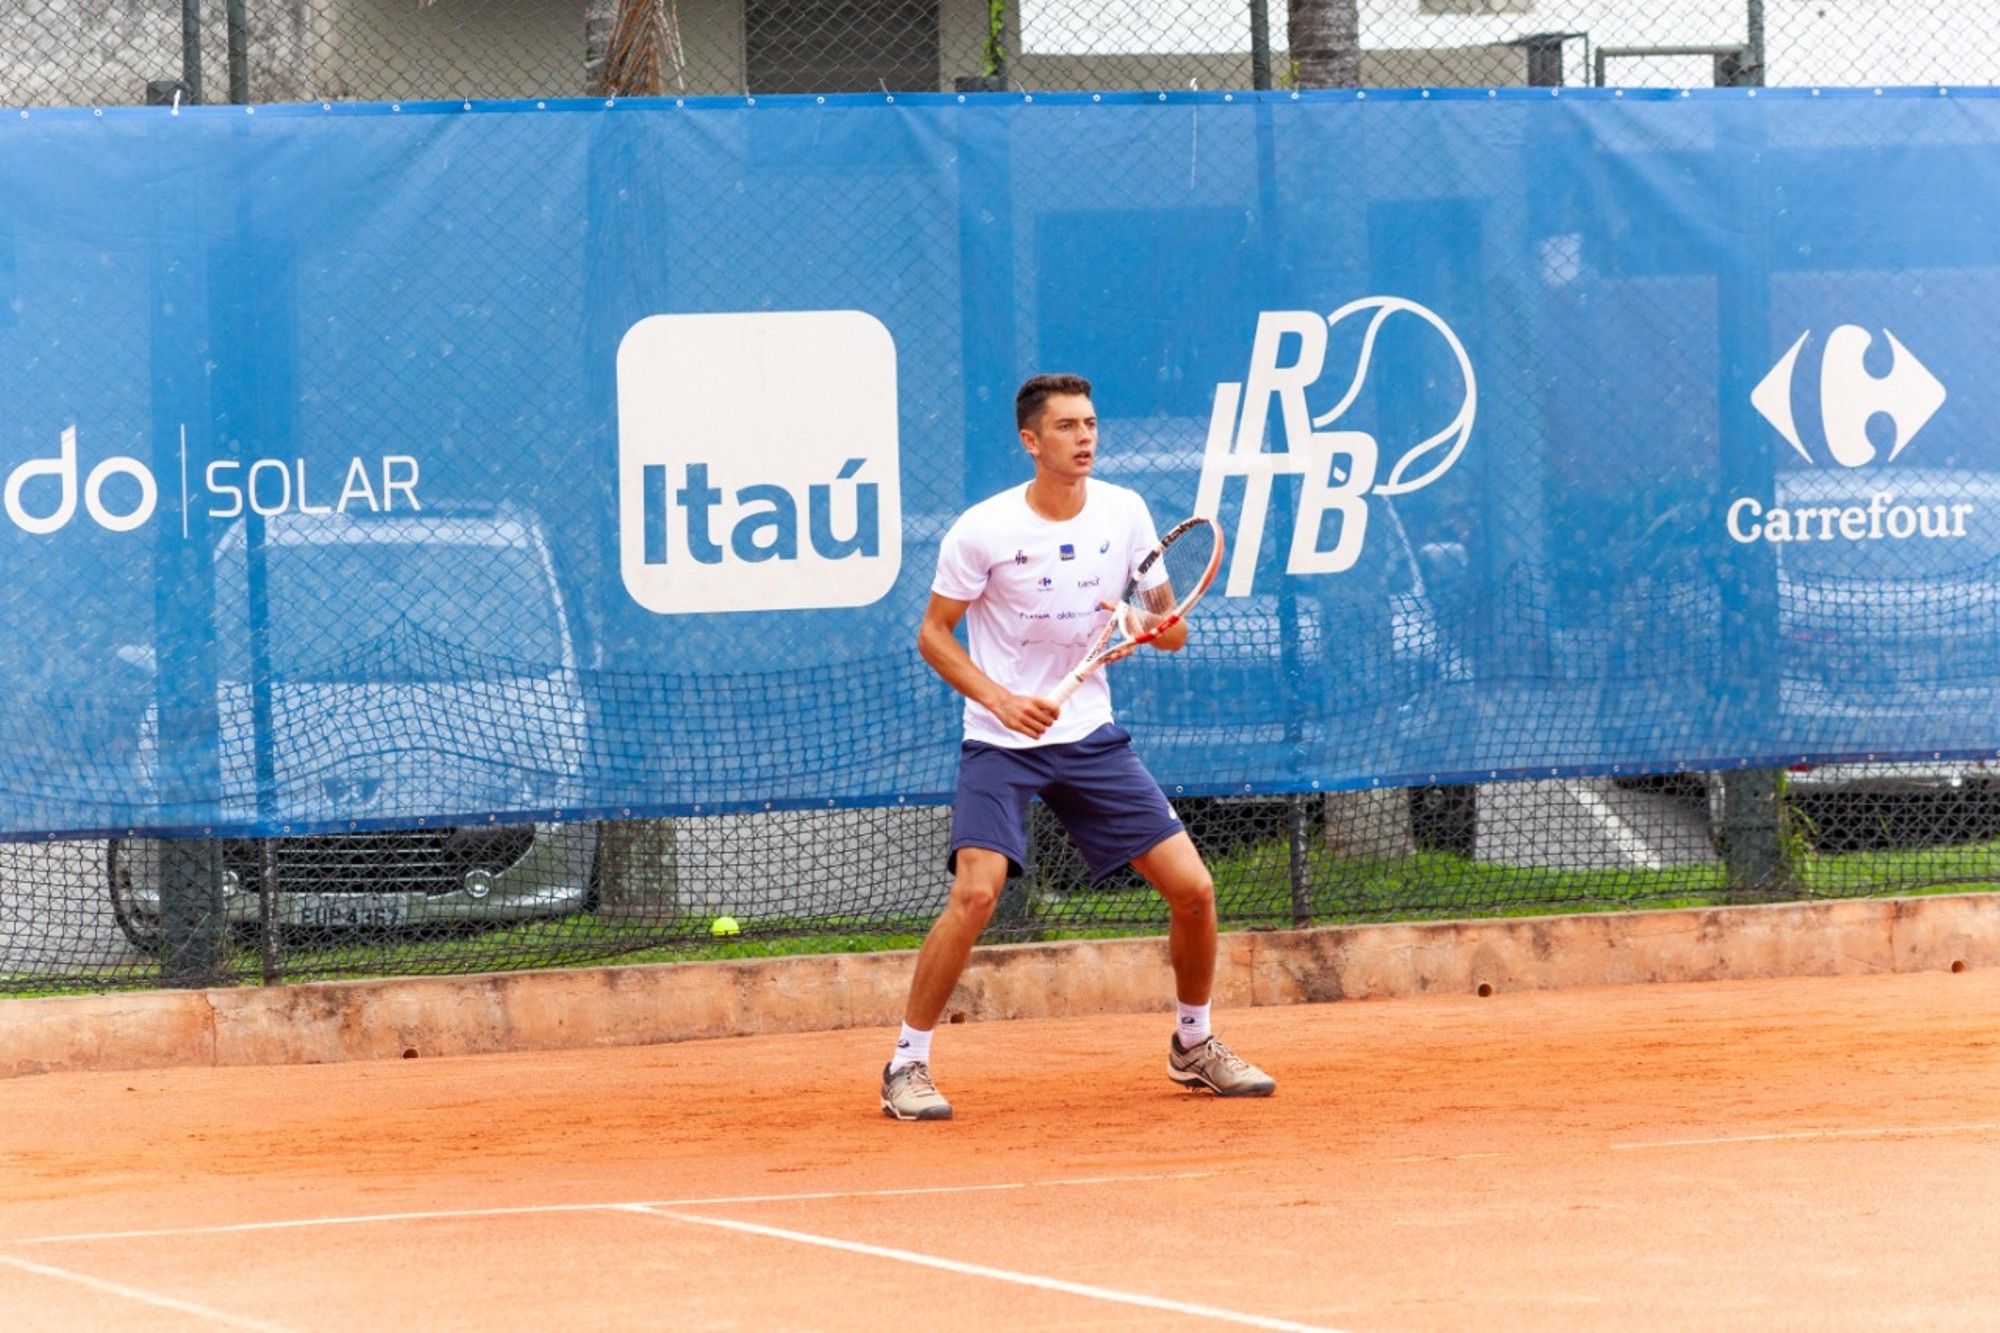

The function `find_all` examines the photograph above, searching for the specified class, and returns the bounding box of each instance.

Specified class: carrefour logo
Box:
[1730,325,1968,546]
[1194,298,1475,597]
[1750,325,1946,469]
[616,311,902,615]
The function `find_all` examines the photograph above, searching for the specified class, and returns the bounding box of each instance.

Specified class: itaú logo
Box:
[1194,299,1475,598]
[616,311,903,615]
[1750,325,1945,469]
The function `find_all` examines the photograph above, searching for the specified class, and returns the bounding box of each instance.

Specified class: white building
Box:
[3,1,1981,110]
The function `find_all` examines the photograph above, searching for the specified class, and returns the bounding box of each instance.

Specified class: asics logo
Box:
[1751,326,1946,468]
[1194,299,1476,598]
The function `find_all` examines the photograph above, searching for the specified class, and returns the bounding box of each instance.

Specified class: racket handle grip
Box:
[1045,668,1088,706]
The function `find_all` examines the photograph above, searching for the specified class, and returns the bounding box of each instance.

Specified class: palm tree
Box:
[1284,0,1380,867]
[577,0,687,922]
[584,0,684,96]
[1287,0,1360,88]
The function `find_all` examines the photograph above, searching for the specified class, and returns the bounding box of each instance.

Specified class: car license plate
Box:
[293,894,408,928]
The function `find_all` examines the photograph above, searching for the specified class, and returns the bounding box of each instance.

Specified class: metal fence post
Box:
[226,0,251,105]
[179,0,203,103]
[1713,21,1795,900]
[149,168,225,986]
[1249,0,1273,91]
[1718,769,1792,901]
[159,840,225,985]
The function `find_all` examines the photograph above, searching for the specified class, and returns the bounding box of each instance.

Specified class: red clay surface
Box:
[1,966,1997,1331]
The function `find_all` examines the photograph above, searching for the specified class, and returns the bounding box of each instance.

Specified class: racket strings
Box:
[1128,520,1216,628]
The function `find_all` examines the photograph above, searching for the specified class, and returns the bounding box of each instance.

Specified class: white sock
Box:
[1175,1002,1211,1050]
[889,1023,933,1073]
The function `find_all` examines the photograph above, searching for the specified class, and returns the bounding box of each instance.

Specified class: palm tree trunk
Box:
[584,0,682,97]
[584,0,618,94]
[1286,0,1373,871]
[1287,0,1361,88]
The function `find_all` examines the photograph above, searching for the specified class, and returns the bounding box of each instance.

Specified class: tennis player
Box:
[881,373,1275,1120]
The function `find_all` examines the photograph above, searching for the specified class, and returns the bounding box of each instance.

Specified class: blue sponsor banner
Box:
[2,88,1999,835]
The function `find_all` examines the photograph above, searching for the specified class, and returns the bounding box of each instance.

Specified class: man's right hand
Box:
[919,593,1065,742]
[989,692,1061,740]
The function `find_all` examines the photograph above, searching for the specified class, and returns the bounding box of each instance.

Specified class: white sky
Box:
[1018,1,1994,87]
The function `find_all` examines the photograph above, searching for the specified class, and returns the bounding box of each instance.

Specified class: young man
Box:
[881,373,1275,1120]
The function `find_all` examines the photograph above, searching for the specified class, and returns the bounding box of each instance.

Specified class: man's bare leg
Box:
[1134,831,1274,1096]
[1132,831,1216,1006]
[881,847,1012,1121]
[903,846,1011,1029]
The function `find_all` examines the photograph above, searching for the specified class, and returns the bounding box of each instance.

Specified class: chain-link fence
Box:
[8,1,2000,109]
[4,2,2000,995]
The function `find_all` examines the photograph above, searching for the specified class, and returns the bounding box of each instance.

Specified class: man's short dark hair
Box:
[1015,373,1093,432]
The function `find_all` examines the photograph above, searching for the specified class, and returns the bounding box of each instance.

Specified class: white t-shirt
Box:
[931,479,1161,748]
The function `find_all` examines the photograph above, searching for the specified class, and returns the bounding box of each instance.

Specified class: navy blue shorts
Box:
[948,723,1184,883]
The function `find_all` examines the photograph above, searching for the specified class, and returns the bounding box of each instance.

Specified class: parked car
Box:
[1630,467,2000,851]
[1771,466,2000,729]
[1764,466,2000,834]
[108,503,598,946]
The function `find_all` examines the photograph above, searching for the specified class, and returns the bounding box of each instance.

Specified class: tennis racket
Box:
[1045,515,1223,705]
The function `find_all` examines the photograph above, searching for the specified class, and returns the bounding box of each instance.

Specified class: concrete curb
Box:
[2,892,1994,1078]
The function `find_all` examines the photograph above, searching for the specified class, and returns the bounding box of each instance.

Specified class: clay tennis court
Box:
[1,963,1996,1331]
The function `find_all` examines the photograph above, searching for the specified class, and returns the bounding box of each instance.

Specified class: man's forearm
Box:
[919,626,1009,712]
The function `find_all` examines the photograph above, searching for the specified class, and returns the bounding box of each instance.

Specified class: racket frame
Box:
[1044,515,1223,705]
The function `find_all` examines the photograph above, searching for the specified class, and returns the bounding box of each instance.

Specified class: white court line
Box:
[1613,1122,2000,1151]
[631,1205,1352,1333]
[11,1171,1213,1246]
[1570,785,1664,871]
[0,1251,293,1332]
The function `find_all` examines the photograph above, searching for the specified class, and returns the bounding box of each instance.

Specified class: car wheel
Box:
[105,839,161,952]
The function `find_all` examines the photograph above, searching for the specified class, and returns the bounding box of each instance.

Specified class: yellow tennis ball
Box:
[710,915,740,938]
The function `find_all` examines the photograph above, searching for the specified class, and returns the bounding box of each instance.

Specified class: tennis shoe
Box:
[881,1060,953,1121]
[1168,1034,1276,1098]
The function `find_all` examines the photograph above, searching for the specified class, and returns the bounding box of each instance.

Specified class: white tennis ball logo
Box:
[1316,296,1478,498]
[1197,296,1477,597]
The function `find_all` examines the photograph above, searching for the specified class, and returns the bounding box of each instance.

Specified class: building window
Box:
[1420,0,1533,14]
[745,0,940,94]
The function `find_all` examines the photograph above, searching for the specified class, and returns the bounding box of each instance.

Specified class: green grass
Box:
[6,831,1998,998]
[1025,834,2000,937]
[1042,845,1734,931]
[269,920,935,985]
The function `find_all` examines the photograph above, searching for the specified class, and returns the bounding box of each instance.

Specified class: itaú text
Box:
[1726,492,1975,544]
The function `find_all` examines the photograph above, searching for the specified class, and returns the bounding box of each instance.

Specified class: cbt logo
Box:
[1750,325,1946,468]
[617,311,902,615]
[1194,299,1475,597]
